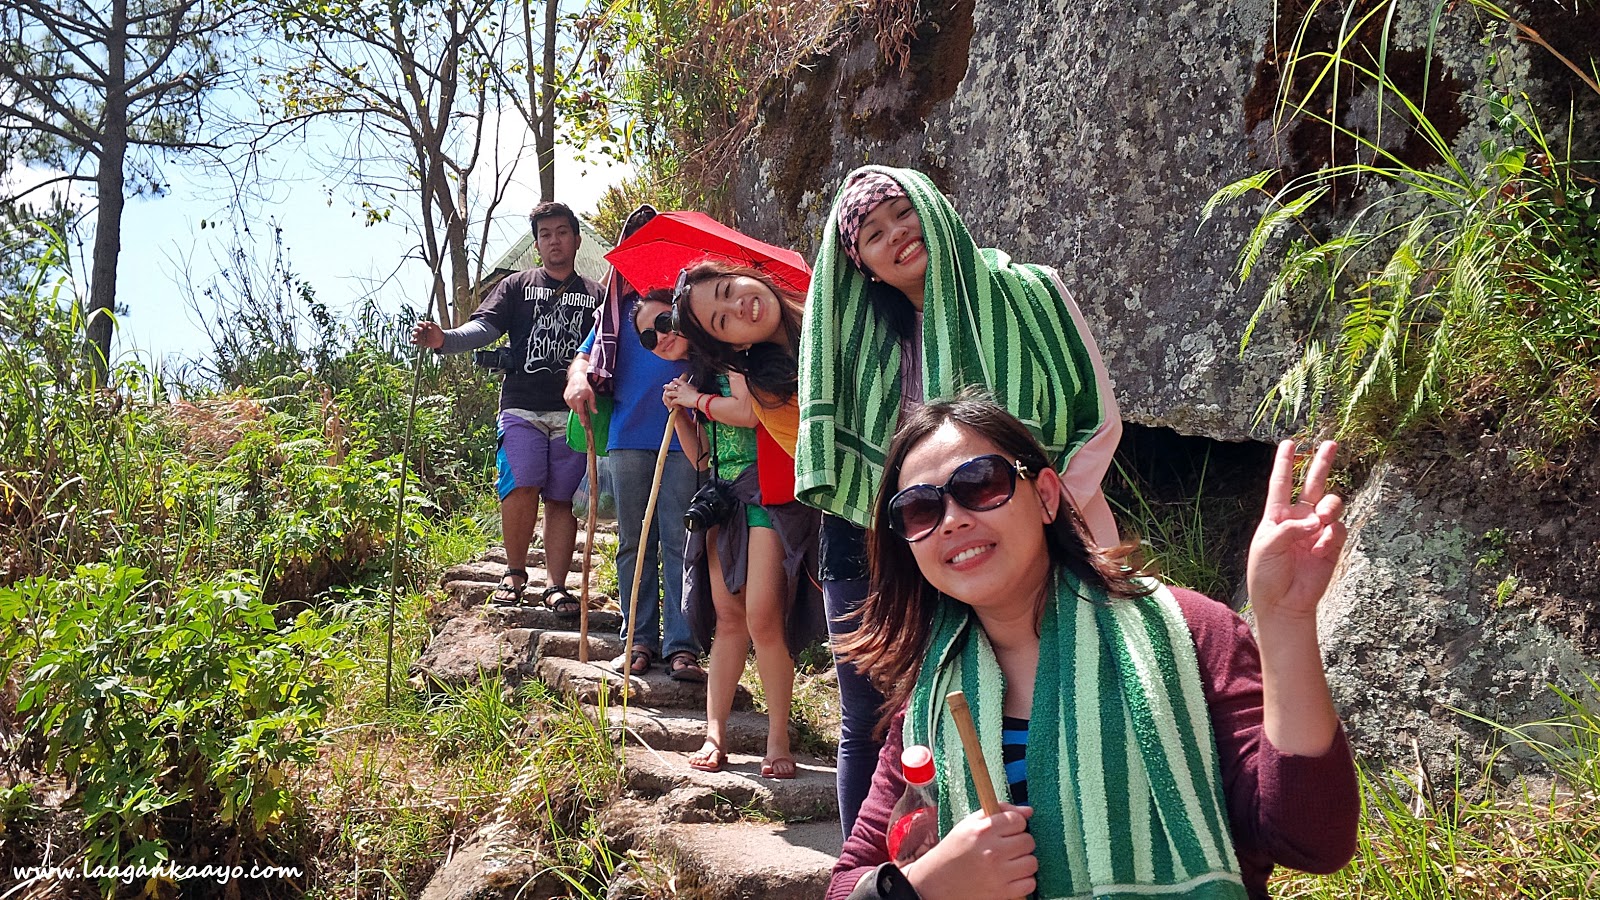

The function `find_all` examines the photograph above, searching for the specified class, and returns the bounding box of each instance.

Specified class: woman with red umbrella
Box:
[608,226,825,780]
[636,290,822,780]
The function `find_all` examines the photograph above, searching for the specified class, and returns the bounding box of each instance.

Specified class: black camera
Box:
[683,478,735,533]
[473,347,515,373]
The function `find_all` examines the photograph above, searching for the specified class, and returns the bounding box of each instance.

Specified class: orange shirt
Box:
[752,392,800,457]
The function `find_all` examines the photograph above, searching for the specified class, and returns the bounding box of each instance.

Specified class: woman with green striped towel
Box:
[828,394,1358,900]
[797,166,1123,837]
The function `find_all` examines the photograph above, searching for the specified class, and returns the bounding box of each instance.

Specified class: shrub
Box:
[0,564,351,874]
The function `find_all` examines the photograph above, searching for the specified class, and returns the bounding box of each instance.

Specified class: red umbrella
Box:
[603,211,811,296]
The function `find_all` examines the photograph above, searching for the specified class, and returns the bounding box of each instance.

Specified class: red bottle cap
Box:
[901,744,935,786]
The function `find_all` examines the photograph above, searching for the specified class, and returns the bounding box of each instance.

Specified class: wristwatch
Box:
[845,862,921,900]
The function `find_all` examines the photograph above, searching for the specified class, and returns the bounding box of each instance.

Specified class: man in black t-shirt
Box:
[412,201,603,609]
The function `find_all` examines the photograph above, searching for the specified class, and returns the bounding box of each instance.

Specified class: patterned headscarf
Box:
[797,165,1110,528]
[835,171,908,274]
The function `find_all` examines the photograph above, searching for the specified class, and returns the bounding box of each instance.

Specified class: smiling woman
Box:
[853,195,928,306]
[686,271,784,348]
[829,392,1361,900]
[797,165,1128,839]
[671,260,807,421]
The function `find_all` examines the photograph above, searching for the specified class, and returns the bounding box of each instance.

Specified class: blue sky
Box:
[14,120,628,367]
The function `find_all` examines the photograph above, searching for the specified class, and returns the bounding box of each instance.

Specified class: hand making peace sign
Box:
[1246,440,1348,622]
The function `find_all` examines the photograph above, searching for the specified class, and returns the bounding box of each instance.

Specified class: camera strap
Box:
[706,394,722,477]
[550,271,580,302]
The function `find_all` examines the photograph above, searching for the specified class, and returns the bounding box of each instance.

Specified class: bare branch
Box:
[0,96,97,148]
[1,170,95,205]
[10,0,105,40]
[10,9,111,81]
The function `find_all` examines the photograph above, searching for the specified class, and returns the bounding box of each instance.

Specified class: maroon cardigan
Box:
[827,588,1360,900]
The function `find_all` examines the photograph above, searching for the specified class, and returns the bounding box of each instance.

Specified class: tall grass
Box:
[1104,456,1238,600]
[1204,0,1599,465]
[1276,684,1600,898]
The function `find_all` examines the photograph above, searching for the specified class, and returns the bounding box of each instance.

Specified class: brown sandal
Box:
[619,647,651,676]
[666,651,707,683]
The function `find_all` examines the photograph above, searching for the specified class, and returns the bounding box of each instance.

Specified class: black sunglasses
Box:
[887,454,1035,542]
[668,267,697,333]
[638,309,676,351]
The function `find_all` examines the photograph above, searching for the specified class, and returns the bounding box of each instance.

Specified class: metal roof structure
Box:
[478,217,612,293]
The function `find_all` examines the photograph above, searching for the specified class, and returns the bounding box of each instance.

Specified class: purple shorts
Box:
[496,411,586,502]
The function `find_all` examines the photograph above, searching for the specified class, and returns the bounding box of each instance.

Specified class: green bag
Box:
[565,394,613,457]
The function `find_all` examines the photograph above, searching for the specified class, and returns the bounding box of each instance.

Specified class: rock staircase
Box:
[412,535,843,900]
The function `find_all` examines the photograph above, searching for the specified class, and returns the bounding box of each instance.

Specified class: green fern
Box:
[1199,170,1274,227]
[1212,0,1600,460]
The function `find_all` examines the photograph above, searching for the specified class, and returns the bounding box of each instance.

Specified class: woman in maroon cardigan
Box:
[828,394,1359,900]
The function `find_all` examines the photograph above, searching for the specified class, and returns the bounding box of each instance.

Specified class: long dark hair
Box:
[865,278,918,341]
[673,261,805,406]
[839,390,1150,736]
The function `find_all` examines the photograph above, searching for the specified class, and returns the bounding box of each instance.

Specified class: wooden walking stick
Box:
[578,426,599,664]
[945,690,1003,816]
[384,320,427,709]
[617,412,678,757]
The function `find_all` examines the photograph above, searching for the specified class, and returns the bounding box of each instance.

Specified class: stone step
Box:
[536,656,750,711]
[624,749,838,824]
[439,597,623,633]
[609,707,784,756]
[443,573,600,605]
[440,556,585,585]
[410,618,539,689]
[411,615,624,691]
[536,629,625,662]
[655,821,841,900]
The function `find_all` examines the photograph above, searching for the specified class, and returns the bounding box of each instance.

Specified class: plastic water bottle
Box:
[886,744,939,863]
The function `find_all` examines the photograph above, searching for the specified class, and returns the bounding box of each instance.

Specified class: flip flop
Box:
[492,568,528,606]
[688,741,726,772]
[666,651,708,683]
[761,756,797,780]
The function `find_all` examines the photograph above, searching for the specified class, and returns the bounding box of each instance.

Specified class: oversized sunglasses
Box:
[666,267,698,334]
[672,267,693,305]
[887,454,1035,542]
[638,309,676,351]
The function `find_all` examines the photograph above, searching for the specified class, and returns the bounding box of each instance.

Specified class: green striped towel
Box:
[906,575,1247,899]
[796,165,1109,528]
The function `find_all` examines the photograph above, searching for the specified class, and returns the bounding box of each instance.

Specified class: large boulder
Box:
[725,0,1600,775]
[410,617,540,689]
[418,821,568,900]
[1317,444,1600,779]
[730,0,1598,440]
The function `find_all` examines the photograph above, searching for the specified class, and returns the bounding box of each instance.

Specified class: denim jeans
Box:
[610,449,698,660]
[821,514,885,840]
